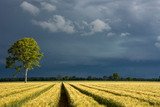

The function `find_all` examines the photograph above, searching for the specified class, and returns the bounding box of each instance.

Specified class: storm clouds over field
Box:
[0,0,160,78]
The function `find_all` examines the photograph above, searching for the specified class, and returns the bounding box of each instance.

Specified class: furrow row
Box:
[70,83,152,107]
[70,84,123,107]
[64,83,105,107]
[80,84,160,106]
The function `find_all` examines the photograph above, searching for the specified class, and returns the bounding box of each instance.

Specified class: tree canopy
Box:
[6,37,43,82]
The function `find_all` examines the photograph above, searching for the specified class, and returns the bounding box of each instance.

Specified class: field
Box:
[0,82,160,107]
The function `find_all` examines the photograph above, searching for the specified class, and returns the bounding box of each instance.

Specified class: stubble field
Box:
[0,81,160,107]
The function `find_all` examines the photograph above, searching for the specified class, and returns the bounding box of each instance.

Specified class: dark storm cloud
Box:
[0,0,160,78]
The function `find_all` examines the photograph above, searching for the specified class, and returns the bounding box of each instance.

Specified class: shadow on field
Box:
[58,83,69,107]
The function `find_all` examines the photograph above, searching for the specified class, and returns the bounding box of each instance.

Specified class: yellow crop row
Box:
[71,83,152,107]
[82,82,160,94]
[0,84,43,98]
[91,84,159,97]
[0,83,51,106]
[22,83,61,107]
[81,84,160,106]
[64,83,105,107]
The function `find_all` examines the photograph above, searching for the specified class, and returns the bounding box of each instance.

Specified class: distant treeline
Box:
[0,73,160,82]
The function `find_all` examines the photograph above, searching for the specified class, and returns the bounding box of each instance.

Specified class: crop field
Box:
[0,82,160,107]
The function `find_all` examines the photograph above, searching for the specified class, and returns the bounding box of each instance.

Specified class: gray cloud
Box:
[20,1,40,16]
[41,2,56,12]
[157,36,160,41]
[90,19,111,33]
[32,15,75,33]
[79,19,111,36]
[107,32,116,37]
[155,36,160,48]
[155,42,160,48]
[120,32,130,37]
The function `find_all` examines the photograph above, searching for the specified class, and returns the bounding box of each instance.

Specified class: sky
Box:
[0,0,160,78]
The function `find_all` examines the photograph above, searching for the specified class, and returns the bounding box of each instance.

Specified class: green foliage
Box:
[6,37,43,73]
[112,73,120,80]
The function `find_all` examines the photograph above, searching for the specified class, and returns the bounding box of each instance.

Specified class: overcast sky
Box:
[0,0,160,78]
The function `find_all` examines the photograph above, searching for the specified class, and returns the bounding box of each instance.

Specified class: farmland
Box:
[0,82,160,107]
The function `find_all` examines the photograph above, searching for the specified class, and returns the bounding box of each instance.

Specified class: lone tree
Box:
[6,38,43,83]
[112,73,120,80]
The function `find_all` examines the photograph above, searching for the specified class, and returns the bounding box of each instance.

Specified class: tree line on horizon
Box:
[0,73,160,82]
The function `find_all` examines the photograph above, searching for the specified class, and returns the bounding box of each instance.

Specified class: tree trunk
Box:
[25,68,28,83]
